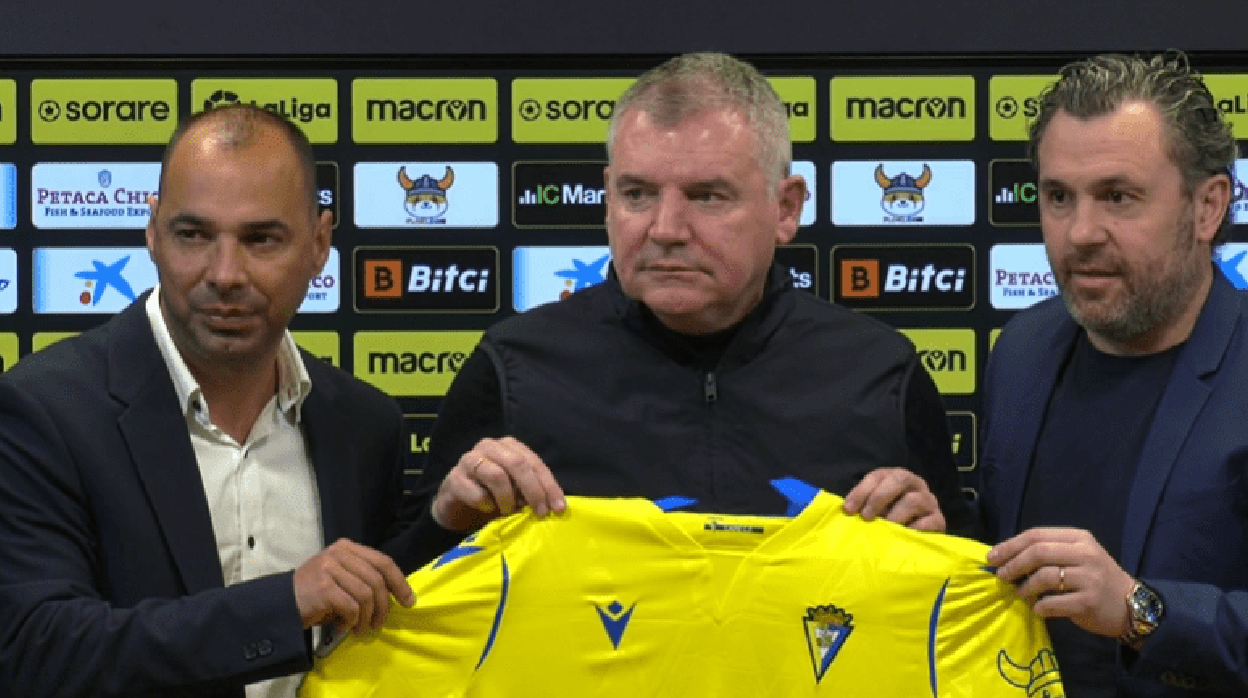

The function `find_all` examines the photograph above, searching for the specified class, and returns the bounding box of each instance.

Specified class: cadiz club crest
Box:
[803,604,854,683]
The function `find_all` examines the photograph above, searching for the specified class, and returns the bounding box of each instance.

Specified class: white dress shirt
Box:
[146,289,322,698]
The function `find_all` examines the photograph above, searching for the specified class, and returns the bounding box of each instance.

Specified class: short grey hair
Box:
[606,52,791,188]
[1028,52,1238,246]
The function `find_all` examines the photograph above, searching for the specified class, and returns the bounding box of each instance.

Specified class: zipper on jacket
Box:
[704,371,718,404]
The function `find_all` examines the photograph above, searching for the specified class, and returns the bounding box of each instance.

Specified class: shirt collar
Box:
[144,287,313,424]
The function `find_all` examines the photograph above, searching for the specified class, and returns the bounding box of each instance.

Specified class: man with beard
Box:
[981,53,1248,697]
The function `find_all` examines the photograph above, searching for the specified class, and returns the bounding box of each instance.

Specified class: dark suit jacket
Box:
[980,270,1248,697]
[0,294,410,698]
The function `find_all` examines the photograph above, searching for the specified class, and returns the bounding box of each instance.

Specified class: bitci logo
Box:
[355,247,499,313]
[832,244,975,311]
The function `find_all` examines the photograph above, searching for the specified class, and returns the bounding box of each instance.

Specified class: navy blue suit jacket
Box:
[980,270,1248,697]
[0,294,410,698]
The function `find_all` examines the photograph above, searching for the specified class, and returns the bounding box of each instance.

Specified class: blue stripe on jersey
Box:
[653,495,699,511]
[770,477,819,516]
[927,577,951,697]
[475,555,511,670]
[432,544,485,569]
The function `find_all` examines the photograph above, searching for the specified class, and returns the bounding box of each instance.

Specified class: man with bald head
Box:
[0,105,414,698]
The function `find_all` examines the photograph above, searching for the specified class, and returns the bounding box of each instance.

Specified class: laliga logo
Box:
[397,166,454,225]
[875,164,932,223]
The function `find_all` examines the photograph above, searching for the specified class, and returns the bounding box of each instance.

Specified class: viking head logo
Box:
[998,648,1064,698]
[875,164,932,222]
[398,166,455,224]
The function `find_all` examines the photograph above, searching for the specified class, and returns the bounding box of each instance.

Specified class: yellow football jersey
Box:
[301,481,1063,698]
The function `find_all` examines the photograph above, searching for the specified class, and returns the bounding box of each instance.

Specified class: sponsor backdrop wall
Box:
[3,57,1247,500]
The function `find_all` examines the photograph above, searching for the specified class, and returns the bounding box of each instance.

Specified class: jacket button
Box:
[243,643,258,660]
[257,639,273,657]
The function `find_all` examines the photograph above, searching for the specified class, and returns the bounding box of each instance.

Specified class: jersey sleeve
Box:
[299,531,508,698]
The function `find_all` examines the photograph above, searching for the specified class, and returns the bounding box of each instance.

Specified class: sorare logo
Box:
[831,160,975,226]
[513,246,611,311]
[354,162,498,228]
[33,247,158,314]
[989,244,1057,310]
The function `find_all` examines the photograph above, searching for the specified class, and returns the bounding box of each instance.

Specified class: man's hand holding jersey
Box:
[988,527,1135,639]
[434,439,945,534]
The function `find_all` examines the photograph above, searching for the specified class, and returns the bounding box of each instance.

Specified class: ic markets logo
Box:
[355,247,499,313]
[353,331,484,398]
[354,162,499,228]
[192,78,338,143]
[31,79,177,144]
[832,244,974,311]
[513,161,606,228]
[775,244,818,294]
[831,76,974,142]
[352,78,497,143]
[989,244,1057,310]
[33,247,159,314]
[513,246,611,311]
[32,163,160,229]
[831,160,975,226]
[899,328,976,396]
[990,159,1039,226]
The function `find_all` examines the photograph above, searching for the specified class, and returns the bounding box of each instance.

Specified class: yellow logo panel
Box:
[1203,75,1248,138]
[831,76,974,142]
[191,78,338,143]
[354,331,482,397]
[769,76,816,143]
[32,332,79,354]
[0,333,16,372]
[989,75,1055,141]
[990,328,1003,350]
[900,328,976,395]
[405,412,436,458]
[32,79,177,144]
[512,78,635,143]
[353,78,497,143]
[0,80,15,145]
[292,331,340,367]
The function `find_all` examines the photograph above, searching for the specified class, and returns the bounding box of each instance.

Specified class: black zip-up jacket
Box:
[402,264,978,567]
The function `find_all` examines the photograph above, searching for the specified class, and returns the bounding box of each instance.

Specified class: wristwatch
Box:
[1120,580,1164,648]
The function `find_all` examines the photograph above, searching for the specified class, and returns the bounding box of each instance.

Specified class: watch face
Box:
[1133,585,1164,623]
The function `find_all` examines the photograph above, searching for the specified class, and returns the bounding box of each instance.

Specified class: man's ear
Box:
[774,174,806,245]
[1194,173,1231,246]
[312,208,333,272]
[144,194,160,251]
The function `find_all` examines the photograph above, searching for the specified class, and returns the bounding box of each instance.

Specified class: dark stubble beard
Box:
[1059,204,1206,344]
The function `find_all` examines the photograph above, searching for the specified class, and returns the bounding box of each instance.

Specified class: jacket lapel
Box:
[1120,273,1242,573]
[301,360,355,546]
[109,295,224,593]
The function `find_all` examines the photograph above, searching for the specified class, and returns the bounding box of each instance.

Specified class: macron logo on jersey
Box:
[595,600,637,650]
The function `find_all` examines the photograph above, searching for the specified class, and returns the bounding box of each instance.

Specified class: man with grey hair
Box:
[404,52,977,568]
[981,52,1248,697]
